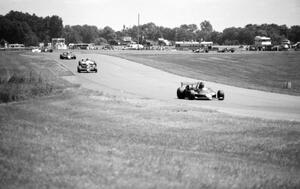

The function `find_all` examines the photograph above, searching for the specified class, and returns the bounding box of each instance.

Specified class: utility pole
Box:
[137,13,140,50]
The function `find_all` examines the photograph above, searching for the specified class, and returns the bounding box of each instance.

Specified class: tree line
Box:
[1,10,300,46]
[0,11,62,46]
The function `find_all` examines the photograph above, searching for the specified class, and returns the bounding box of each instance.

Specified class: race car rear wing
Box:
[180,82,199,87]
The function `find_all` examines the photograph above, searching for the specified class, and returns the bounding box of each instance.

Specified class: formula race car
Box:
[177,82,224,100]
[77,58,97,73]
[60,52,76,59]
[41,47,53,52]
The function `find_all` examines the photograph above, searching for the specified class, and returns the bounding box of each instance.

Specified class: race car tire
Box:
[217,90,224,100]
[177,87,185,99]
[95,69,98,73]
[77,67,81,73]
[188,90,195,100]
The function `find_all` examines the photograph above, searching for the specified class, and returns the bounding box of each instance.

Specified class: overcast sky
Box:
[0,0,299,31]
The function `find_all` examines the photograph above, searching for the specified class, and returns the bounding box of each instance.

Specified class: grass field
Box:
[1,88,300,188]
[0,51,300,188]
[0,51,75,102]
[99,50,300,96]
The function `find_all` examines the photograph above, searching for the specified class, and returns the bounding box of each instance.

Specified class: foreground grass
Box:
[0,72,57,103]
[1,88,299,189]
[99,50,300,96]
[0,51,75,103]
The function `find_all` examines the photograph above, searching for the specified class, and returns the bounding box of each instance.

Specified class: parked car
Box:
[217,47,235,53]
[192,48,209,53]
[102,45,114,50]
[292,42,300,51]
[32,48,41,53]
[247,45,257,51]
[77,58,97,73]
[271,45,288,51]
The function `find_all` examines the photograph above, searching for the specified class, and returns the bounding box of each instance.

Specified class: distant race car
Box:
[217,48,235,53]
[41,47,53,52]
[77,58,97,73]
[177,82,224,100]
[60,52,76,59]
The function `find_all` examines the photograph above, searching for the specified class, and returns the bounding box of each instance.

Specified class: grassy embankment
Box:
[0,51,299,188]
[99,50,300,96]
[0,51,75,103]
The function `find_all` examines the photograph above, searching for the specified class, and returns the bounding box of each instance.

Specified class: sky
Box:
[0,0,300,32]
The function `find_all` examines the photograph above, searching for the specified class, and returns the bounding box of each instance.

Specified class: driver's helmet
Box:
[199,82,205,89]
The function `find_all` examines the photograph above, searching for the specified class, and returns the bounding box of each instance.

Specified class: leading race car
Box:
[77,58,98,73]
[177,81,224,100]
[60,52,76,59]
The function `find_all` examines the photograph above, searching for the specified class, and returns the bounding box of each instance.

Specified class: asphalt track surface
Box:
[50,52,300,122]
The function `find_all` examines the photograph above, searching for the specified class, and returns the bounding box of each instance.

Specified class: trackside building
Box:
[52,38,67,50]
[254,36,272,51]
[175,41,200,50]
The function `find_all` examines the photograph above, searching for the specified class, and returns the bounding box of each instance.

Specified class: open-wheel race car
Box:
[41,47,53,52]
[77,58,98,73]
[60,52,76,59]
[177,82,224,100]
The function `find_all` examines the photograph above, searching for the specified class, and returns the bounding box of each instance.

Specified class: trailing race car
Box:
[60,52,76,59]
[41,47,53,52]
[77,58,97,73]
[177,81,224,100]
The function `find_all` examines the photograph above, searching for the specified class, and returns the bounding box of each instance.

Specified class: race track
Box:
[49,52,300,121]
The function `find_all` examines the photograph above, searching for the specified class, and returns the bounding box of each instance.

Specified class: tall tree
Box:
[99,26,116,44]
[62,25,82,43]
[288,25,300,43]
[0,11,64,45]
[197,20,213,41]
[200,20,213,33]
[48,15,63,38]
